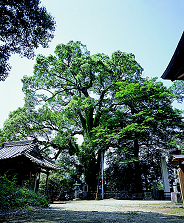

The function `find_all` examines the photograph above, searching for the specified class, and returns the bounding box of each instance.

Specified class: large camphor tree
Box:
[1,41,183,191]
[1,41,143,190]
[0,0,55,81]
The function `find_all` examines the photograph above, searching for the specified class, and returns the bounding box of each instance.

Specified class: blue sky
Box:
[0,0,184,128]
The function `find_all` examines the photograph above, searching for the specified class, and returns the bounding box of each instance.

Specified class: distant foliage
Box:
[0,175,49,210]
[170,80,184,103]
[39,152,82,200]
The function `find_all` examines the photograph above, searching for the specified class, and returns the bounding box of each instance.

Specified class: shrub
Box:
[0,175,49,210]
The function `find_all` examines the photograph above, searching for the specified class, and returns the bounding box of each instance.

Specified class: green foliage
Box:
[0,175,49,210]
[40,152,82,197]
[1,41,143,189]
[0,105,78,159]
[92,78,183,154]
[1,0,55,81]
[93,78,183,192]
[156,182,164,190]
[1,41,183,192]
[148,182,164,191]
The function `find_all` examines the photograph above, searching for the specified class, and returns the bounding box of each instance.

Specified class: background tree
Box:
[39,151,83,200]
[0,105,78,158]
[169,80,184,103]
[93,78,184,192]
[0,0,55,81]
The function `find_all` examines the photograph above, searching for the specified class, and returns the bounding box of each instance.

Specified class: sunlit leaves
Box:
[1,41,145,189]
[92,78,184,155]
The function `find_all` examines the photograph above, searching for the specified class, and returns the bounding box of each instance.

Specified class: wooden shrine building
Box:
[0,140,60,193]
[161,32,184,81]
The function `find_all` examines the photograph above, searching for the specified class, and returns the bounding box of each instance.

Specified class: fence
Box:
[47,189,171,201]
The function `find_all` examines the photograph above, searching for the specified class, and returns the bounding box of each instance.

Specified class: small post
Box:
[153,181,157,200]
[96,185,99,200]
[83,184,88,199]
[73,181,81,200]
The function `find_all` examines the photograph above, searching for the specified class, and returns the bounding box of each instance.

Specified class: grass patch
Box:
[127,211,138,216]
[141,204,184,216]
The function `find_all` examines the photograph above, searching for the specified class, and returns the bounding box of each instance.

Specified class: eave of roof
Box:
[23,152,60,171]
[172,154,184,162]
[0,140,60,171]
[161,32,184,81]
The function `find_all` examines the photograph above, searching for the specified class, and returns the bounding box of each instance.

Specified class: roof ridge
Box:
[2,140,35,147]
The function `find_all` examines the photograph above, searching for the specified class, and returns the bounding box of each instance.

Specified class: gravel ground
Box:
[1,199,184,223]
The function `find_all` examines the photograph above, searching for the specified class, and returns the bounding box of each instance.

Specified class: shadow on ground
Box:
[1,206,184,223]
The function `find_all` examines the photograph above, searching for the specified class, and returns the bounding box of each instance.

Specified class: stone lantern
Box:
[73,181,81,200]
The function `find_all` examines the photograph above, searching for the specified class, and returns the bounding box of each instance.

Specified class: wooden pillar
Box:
[45,171,49,197]
[29,171,32,190]
[178,161,184,204]
[33,172,40,193]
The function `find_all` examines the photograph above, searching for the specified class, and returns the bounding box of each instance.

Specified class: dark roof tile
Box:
[0,140,60,171]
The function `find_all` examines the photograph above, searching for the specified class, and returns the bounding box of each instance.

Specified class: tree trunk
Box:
[83,154,99,190]
[133,139,143,193]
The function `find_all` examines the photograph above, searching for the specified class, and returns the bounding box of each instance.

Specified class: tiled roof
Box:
[0,140,34,159]
[0,140,60,171]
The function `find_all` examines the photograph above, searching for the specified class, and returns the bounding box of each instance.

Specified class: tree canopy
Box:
[1,41,143,189]
[93,78,183,152]
[1,41,183,191]
[92,78,183,191]
[0,0,55,81]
